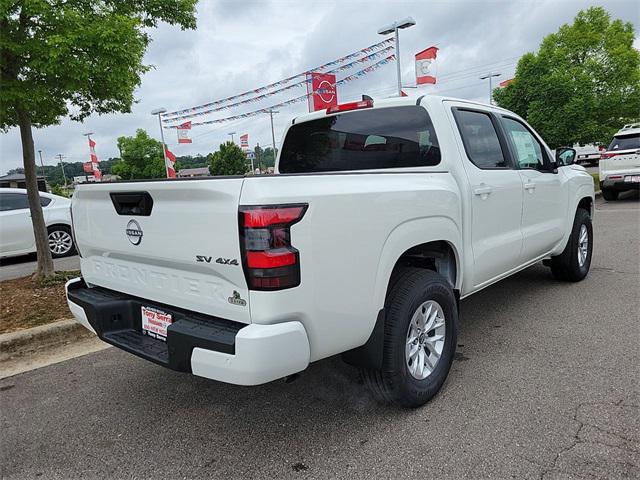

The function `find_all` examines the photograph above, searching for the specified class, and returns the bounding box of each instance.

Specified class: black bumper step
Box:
[67,279,245,372]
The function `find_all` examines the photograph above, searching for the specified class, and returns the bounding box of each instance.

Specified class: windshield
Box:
[278,106,441,173]
[608,133,640,151]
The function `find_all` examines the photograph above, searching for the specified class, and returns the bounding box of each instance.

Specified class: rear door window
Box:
[500,117,547,170]
[608,134,640,151]
[279,106,441,173]
[0,192,29,211]
[453,109,509,169]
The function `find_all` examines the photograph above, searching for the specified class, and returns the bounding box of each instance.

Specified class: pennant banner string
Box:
[164,54,396,128]
[161,37,395,119]
[162,46,396,124]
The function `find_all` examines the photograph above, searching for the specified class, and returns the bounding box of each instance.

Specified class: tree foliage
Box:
[112,129,166,179]
[0,0,197,129]
[209,142,248,176]
[254,145,276,169]
[493,7,640,148]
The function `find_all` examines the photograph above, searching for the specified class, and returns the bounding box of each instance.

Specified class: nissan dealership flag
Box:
[164,145,177,178]
[307,72,338,112]
[88,138,102,180]
[415,46,438,85]
[176,121,192,143]
[240,134,249,149]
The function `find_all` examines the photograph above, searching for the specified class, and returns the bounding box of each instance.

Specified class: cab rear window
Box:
[279,106,441,173]
[608,133,639,151]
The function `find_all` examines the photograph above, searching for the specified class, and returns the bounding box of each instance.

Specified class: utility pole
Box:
[378,17,416,97]
[151,107,169,177]
[256,142,262,171]
[268,109,279,161]
[37,150,46,184]
[55,154,68,188]
[479,72,501,105]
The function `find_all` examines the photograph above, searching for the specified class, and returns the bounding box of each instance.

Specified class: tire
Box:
[47,225,76,258]
[550,208,592,282]
[601,188,618,201]
[361,268,458,408]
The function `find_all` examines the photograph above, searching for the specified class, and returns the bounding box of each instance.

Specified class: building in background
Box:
[177,167,210,178]
[0,173,47,192]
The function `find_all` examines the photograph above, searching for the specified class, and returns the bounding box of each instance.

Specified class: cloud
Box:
[1,0,638,173]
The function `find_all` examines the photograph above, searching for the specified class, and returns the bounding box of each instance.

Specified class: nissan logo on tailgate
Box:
[126,219,143,245]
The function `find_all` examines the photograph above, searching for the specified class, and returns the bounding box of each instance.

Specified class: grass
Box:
[37,270,81,287]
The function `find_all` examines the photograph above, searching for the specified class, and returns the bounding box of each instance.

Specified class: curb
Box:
[0,319,94,362]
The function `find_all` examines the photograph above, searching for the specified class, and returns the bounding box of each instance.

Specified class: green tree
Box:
[493,6,640,149]
[0,0,196,279]
[112,130,166,179]
[210,142,249,176]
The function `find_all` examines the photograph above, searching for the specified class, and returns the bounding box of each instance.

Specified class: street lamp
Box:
[228,132,236,144]
[378,16,416,97]
[479,72,501,105]
[151,107,169,177]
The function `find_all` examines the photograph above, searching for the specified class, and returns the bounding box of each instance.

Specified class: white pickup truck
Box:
[66,96,594,407]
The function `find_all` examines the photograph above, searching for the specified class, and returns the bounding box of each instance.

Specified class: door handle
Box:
[524,182,536,192]
[473,185,493,196]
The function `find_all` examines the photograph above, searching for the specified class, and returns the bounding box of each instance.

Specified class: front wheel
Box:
[361,268,458,408]
[47,225,76,258]
[549,208,592,282]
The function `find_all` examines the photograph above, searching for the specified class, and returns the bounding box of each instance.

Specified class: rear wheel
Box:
[550,208,592,282]
[361,268,458,408]
[47,225,76,258]
[602,188,618,201]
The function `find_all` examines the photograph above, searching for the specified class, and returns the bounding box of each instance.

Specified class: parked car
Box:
[599,123,640,200]
[0,188,76,259]
[574,144,604,166]
[66,96,594,407]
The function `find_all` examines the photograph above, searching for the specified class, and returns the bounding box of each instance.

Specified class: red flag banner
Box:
[240,134,249,148]
[164,145,177,178]
[88,138,102,180]
[499,78,514,88]
[307,72,338,112]
[415,46,438,85]
[176,121,192,143]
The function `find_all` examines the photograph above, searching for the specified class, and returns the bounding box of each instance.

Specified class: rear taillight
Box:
[600,152,620,160]
[239,204,307,290]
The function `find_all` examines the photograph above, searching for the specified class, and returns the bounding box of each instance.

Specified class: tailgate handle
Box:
[110,192,154,216]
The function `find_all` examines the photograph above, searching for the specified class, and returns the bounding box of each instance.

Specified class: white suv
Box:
[599,124,640,200]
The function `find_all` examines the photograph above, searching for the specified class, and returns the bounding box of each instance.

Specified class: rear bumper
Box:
[65,278,309,385]
[600,176,640,191]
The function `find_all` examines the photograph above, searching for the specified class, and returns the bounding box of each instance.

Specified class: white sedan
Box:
[0,188,76,259]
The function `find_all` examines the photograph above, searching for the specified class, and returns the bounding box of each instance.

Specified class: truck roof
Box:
[291,94,513,125]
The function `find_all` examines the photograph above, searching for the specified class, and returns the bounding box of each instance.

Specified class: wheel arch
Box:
[343,217,462,369]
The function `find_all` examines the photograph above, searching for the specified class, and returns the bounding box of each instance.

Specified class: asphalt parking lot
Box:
[1,194,639,479]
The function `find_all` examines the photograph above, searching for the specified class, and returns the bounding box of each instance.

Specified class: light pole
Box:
[228,132,236,144]
[37,150,46,183]
[268,109,279,161]
[479,72,501,105]
[151,107,169,177]
[378,17,416,97]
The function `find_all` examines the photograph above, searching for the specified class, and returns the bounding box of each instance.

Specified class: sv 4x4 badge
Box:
[195,255,239,265]
[228,291,246,306]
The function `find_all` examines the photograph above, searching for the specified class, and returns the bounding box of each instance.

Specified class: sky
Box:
[1,0,638,174]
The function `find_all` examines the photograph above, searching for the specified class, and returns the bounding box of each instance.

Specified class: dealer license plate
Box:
[141,306,173,341]
[624,175,640,183]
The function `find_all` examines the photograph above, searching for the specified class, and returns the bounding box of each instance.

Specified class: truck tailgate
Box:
[71,179,250,324]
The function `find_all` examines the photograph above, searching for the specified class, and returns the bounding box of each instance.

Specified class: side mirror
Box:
[556,147,576,167]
